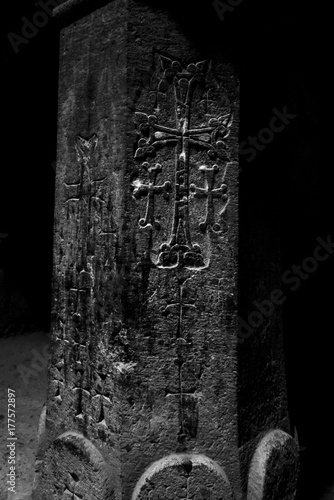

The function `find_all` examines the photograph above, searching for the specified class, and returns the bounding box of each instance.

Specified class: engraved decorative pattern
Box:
[133,55,233,271]
[132,54,234,442]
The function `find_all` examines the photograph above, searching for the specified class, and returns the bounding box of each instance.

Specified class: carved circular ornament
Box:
[132,454,234,500]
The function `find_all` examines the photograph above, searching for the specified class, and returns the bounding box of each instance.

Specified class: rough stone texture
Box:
[33,0,298,499]
[247,430,299,500]
[32,404,47,495]
[34,431,115,499]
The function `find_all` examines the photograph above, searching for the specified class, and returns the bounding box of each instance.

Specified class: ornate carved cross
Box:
[132,54,233,445]
[133,55,233,270]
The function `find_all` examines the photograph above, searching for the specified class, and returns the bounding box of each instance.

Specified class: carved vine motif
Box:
[132,55,232,271]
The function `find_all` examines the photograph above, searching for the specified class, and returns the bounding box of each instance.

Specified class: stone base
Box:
[132,454,234,499]
[247,429,299,500]
[32,432,117,500]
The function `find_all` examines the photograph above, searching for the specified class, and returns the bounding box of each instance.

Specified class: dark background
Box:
[1,1,332,498]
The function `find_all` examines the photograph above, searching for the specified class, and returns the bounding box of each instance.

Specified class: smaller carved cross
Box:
[69,266,94,321]
[190,164,228,232]
[65,134,106,207]
[132,162,172,229]
[166,349,200,442]
[75,134,98,169]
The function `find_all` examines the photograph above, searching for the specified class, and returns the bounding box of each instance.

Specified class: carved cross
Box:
[133,56,232,443]
[69,265,94,322]
[168,392,198,442]
[166,349,201,441]
[190,164,228,232]
[75,134,98,167]
[65,134,106,207]
[134,55,233,269]
[132,162,172,229]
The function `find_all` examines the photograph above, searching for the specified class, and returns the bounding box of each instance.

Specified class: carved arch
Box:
[132,453,234,500]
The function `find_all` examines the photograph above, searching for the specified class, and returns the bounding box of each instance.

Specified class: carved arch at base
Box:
[33,431,117,500]
[132,453,234,500]
[247,429,299,500]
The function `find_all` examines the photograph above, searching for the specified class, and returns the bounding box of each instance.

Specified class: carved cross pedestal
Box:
[32,1,299,499]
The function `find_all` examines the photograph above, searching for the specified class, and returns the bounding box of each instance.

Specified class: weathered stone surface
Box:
[247,429,299,500]
[32,404,47,495]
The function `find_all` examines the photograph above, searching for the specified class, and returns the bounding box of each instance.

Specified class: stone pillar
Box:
[33,1,299,499]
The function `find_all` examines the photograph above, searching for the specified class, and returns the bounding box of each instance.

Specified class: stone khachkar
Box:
[32,0,299,499]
